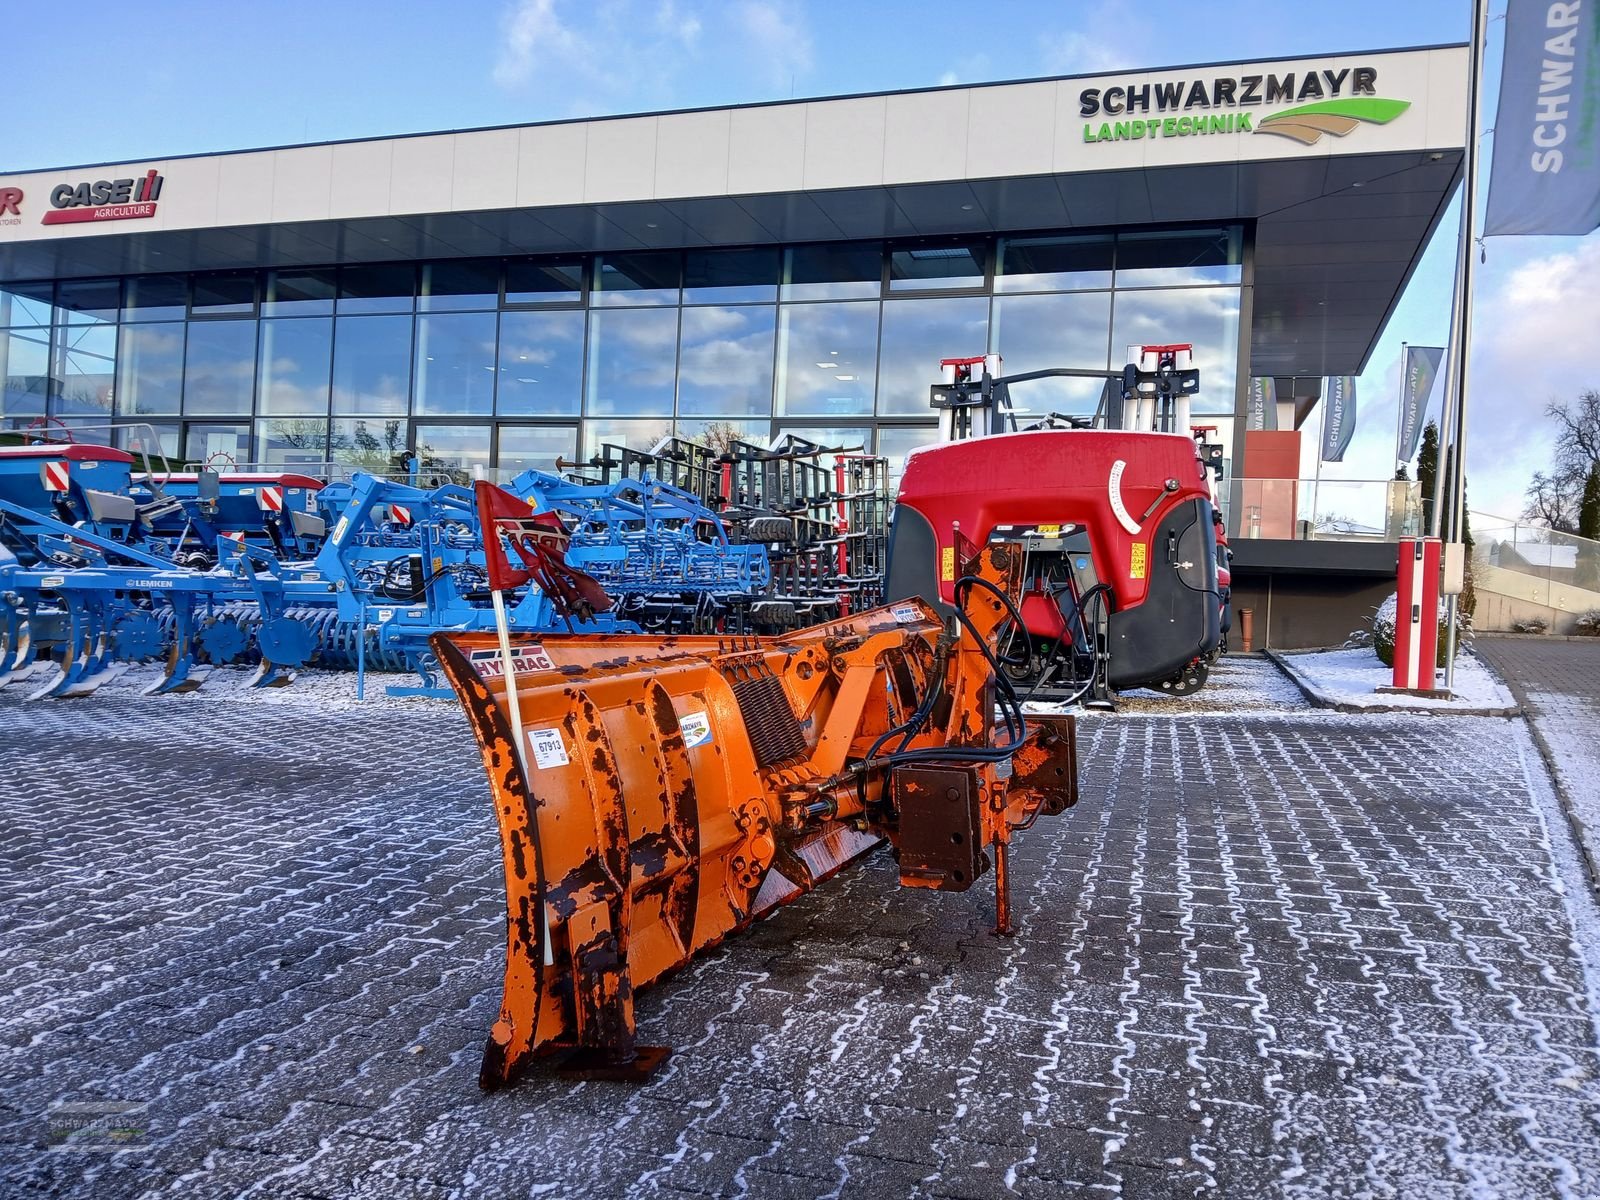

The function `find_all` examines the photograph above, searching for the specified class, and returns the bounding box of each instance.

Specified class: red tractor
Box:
[886,347,1225,706]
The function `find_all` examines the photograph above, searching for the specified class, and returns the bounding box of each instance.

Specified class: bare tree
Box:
[1525,390,1600,529]
[1524,470,1579,532]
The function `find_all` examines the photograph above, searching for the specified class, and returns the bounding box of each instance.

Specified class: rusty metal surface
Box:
[892,764,986,891]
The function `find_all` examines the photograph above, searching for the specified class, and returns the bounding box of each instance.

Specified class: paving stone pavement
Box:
[1474,636,1600,887]
[3,663,1600,1199]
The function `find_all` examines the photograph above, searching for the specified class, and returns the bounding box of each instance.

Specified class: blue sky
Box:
[8,0,1597,522]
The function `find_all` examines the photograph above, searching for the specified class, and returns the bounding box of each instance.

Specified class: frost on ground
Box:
[94,661,448,713]
[7,639,1600,1199]
[1026,653,1309,718]
[1273,645,1518,713]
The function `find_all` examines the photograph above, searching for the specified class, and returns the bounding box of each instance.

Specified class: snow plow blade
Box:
[431,541,1079,1089]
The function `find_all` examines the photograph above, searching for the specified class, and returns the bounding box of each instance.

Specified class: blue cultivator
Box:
[0,437,776,702]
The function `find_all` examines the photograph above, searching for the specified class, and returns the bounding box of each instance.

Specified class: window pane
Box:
[677,305,776,418]
[505,259,585,306]
[497,424,578,474]
[414,312,497,416]
[255,418,330,465]
[263,269,337,317]
[122,275,188,322]
[52,324,117,417]
[996,235,1114,292]
[771,425,869,451]
[497,309,584,417]
[331,416,408,471]
[889,242,986,293]
[684,248,780,304]
[1116,228,1242,286]
[338,264,416,314]
[0,328,50,417]
[192,272,256,316]
[676,417,768,448]
[420,260,499,312]
[585,308,678,416]
[115,421,181,462]
[53,420,114,445]
[414,424,492,478]
[332,314,412,415]
[258,318,333,416]
[0,282,55,328]
[1110,286,1241,415]
[183,321,256,415]
[582,418,673,458]
[877,296,989,416]
[594,253,681,306]
[184,424,251,468]
[115,324,184,416]
[775,301,877,417]
[876,425,941,482]
[55,279,120,325]
[990,292,1113,416]
[782,243,881,301]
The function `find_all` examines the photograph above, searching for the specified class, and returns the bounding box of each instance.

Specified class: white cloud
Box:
[1038,2,1137,77]
[493,0,588,90]
[1039,29,1124,76]
[735,1,814,92]
[1465,236,1600,520]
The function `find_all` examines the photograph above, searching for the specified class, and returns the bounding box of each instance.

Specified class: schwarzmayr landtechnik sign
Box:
[1079,64,1409,146]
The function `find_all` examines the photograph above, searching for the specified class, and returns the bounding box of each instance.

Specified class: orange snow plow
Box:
[432,483,1078,1088]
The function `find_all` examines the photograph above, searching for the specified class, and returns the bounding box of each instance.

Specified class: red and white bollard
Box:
[1392,536,1442,691]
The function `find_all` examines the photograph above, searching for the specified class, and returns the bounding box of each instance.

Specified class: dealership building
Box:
[0,44,1466,644]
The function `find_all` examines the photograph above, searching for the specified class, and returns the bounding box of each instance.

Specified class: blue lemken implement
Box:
[0,441,782,700]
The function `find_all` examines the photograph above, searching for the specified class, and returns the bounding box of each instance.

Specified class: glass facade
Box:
[0,228,1247,474]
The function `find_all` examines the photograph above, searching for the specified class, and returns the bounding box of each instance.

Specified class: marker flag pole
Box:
[489,586,530,780]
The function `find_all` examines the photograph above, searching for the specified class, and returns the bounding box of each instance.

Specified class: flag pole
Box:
[1396,341,1408,471]
[1439,0,1490,692]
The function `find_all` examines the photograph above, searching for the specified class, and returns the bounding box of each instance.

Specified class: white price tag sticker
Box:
[527,728,569,769]
[679,710,713,748]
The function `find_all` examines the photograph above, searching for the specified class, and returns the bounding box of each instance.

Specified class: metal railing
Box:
[1230,478,1423,542]
[1469,512,1600,630]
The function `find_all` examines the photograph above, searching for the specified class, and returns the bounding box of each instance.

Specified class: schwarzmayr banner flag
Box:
[1247,377,1277,430]
[1321,376,1357,462]
[1398,345,1445,462]
[1485,0,1600,236]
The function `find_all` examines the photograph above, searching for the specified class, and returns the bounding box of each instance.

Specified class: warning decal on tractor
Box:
[527,728,569,769]
[890,603,921,624]
[1130,542,1148,580]
[678,710,713,748]
[940,546,956,582]
[469,645,557,678]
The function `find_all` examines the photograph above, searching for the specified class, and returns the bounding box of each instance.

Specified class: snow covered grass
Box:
[1271,646,1519,715]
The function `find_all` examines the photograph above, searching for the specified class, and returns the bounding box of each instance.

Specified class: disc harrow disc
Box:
[110,611,165,662]
[198,617,249,664]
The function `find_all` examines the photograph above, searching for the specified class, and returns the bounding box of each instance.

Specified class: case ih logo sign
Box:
[1078,65,1409,147]
[43,169,164,225]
